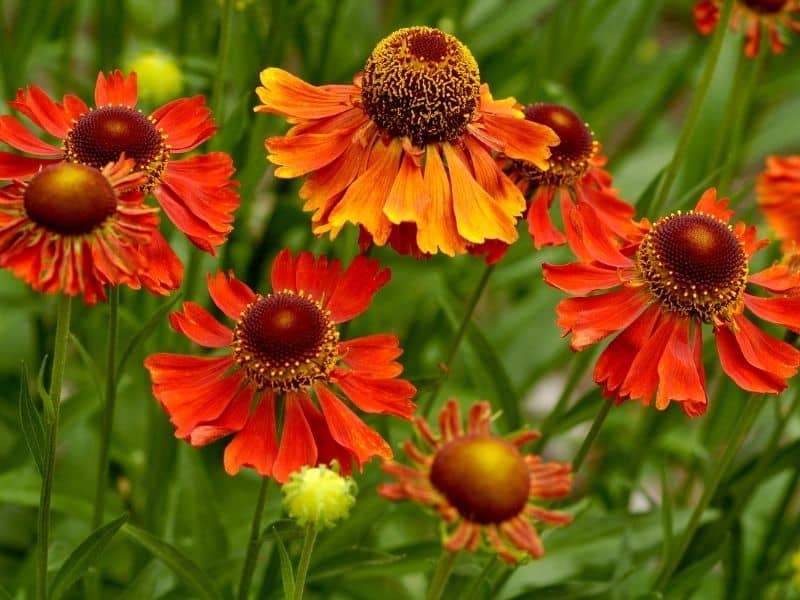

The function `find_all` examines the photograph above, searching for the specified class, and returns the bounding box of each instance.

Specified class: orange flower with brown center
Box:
[694,0,800,56]
[380,400,572,564]
[254,26,559,261]
[544,188,800,415]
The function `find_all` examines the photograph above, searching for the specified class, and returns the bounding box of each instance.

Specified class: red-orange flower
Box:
[694,0,800,56]
[0,158,182,305]
[0,70,239,254]
[544,188,800,416]
[757,155,800,247]
[380,400,572,564]
[144,250,417,482]
[504,103,639,256]
[254,26,559,260]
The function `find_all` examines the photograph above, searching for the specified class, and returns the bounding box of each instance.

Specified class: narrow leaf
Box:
[50,514,129,600]
[18,363,46,475]
[660,463,674,566]
[117,293,182,375]
[121,523,221,600]
[275,529,295,599]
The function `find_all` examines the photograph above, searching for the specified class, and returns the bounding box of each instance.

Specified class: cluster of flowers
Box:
[2,0,800,566]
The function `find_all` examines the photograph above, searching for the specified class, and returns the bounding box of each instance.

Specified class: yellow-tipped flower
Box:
[125,50,183,105]
[282,465,357,529]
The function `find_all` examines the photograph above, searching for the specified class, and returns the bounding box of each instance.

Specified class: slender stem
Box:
[237,478,271,600]
[464,555,497,600]
[292,523,319,600]
[36,294,73,600]
[211,0,234,123]
[572,399,613,473]
[420,264,495,418]
[652,395,763,591]
[646,0,734,216]
[426,549,459,600]
[181,247,204,306]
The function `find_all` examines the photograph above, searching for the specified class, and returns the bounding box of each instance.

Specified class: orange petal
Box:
[224,392,278,477]
[416,145,465,256]
[254,68,354,119]
[543,262,624,295]
[477,112,558,170]
[272,392,318,483]
[655,318,707,410]
[383,151,428,226]
[715,326,787,394]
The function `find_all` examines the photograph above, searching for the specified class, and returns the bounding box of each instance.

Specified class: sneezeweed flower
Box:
[0,158,182,305]
[503,103,639,256]
[254,26,559,260]
[694,0,800,57]
[757,155,800,247]
[283,464,357,528]
[380,400,572,564]
[125,51,183,105]
[145,249,417,483]
[544,188,800,416]
[0,70,238,254]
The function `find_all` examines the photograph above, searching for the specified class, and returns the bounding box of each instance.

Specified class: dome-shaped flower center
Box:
[64,106,168,191]
[637,212,748,322]
[361,26,481,147]
[232,291,340,391]
[740,0,787,14]
[23,163,117,235]
[516,103,597,186]
[429,434,530,524]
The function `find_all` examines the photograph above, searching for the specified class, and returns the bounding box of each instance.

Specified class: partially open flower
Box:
[757,154,800,247]
[145,250,416,482]
[255,26,559,261]
[0,157,182,304]
[694,0,800,57]
[380,400,572,564]
[0,70,239,254]
[283,464,357,529]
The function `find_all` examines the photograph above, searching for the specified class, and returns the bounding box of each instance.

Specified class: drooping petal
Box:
[475,111,558,170]
[272,392,318,483]
[655,318,707,410]
[715,325,787,393]
[187,383,255,446]
[297,392,356,474]
[618,315,678,406]
[224,392,278,477]
[267,128,356,178]
[527,186,566,249]
[331,369,416,419]
[383,150,427,226]
[744,294,800,334]
[254,68,355,120]
[9,86,72,138]
[416,144,465,256]
[730,313,800,379]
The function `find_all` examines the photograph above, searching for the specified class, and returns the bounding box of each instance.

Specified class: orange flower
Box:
[504,103,639,255]
[380,400,572,564]
[0,70,239,254]
[0,158,182,305]
[254,26,559,260]
[544,188,800,416]
[757,155,800,246]
[694,0,800,56]
[144,250,417,482]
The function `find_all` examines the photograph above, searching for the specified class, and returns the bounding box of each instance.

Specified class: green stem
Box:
[426,550,459,600]
[463,555,497,600]
[420,264,495,419]
[181,247,204,306]
[572,399,613,473]
[646,0,734,216]
[211,0,234,123]
[292,523,318,600]
[36,294,73,600]
[652,395,763,591]
[237,478,271,600]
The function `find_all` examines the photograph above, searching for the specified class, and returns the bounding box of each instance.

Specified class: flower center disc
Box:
[361,26,481,147]
[23,163,117,234]
[65,106,168,191]
[637,212,748,322]
[517,103,597,186]
[741,0,787,14]
[232,292,339,391]
[429,434,530,525]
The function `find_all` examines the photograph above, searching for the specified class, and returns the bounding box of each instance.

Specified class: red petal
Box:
[543,262,623,295]
[0,153,59,178]
[207,270,256,320]
[655,318,707,410]
[135,229,184,295]
[748,264,800,294]
[563,199,632,268]
[0,115,62,155]
[187,383,255,446]
[294,252,342,304]
[270,248,296,293]
[618,315,677,405]
[325,255,390,323]
[715,325,787,393]
[297,392,355,474]
[169,302,233,348]
[94,70,138,108]
[339,334,404,378]
[730,313,800,379]
[272,392,318,483]
[9,86,72,138]
[151,96,216,152]
[527,186,566,248]
[330,369,415,419]
[744,293,800,334]
[224,392,278,477]
[694,187,733,222]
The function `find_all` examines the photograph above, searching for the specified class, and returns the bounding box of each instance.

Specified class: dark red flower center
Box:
[232,291,339,391]
[429,434,530,524]
[361,27,481,147]
[740,0,787,14]
[515,103,598,187]
[23,163,117,235]
[64,106,169,191]
[637,212,748,322]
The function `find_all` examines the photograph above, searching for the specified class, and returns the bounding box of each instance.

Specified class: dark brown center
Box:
[429,434,530,525]
[740,0,787,14]
[23,163,117,234]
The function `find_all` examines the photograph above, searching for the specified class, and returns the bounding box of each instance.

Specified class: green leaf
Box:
[275,529,295,599]
[121,523,222,600]
[664,541,727,599]
[660,463,674,567]
[116,292,182,375]
[69,332,103,392]
[50,513,129,600]
[18,362,46,475]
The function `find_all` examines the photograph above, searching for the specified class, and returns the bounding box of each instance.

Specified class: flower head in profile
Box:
[145,250,417,482]
[757,154,800,247]
[283,464,357,529]
[544,188,800,416]
[503,103,639,256]
[255,26,559,261]
[0,70,238,254]
[380,400,572,564]
[0,158,182,304]
[694,0,800,56]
